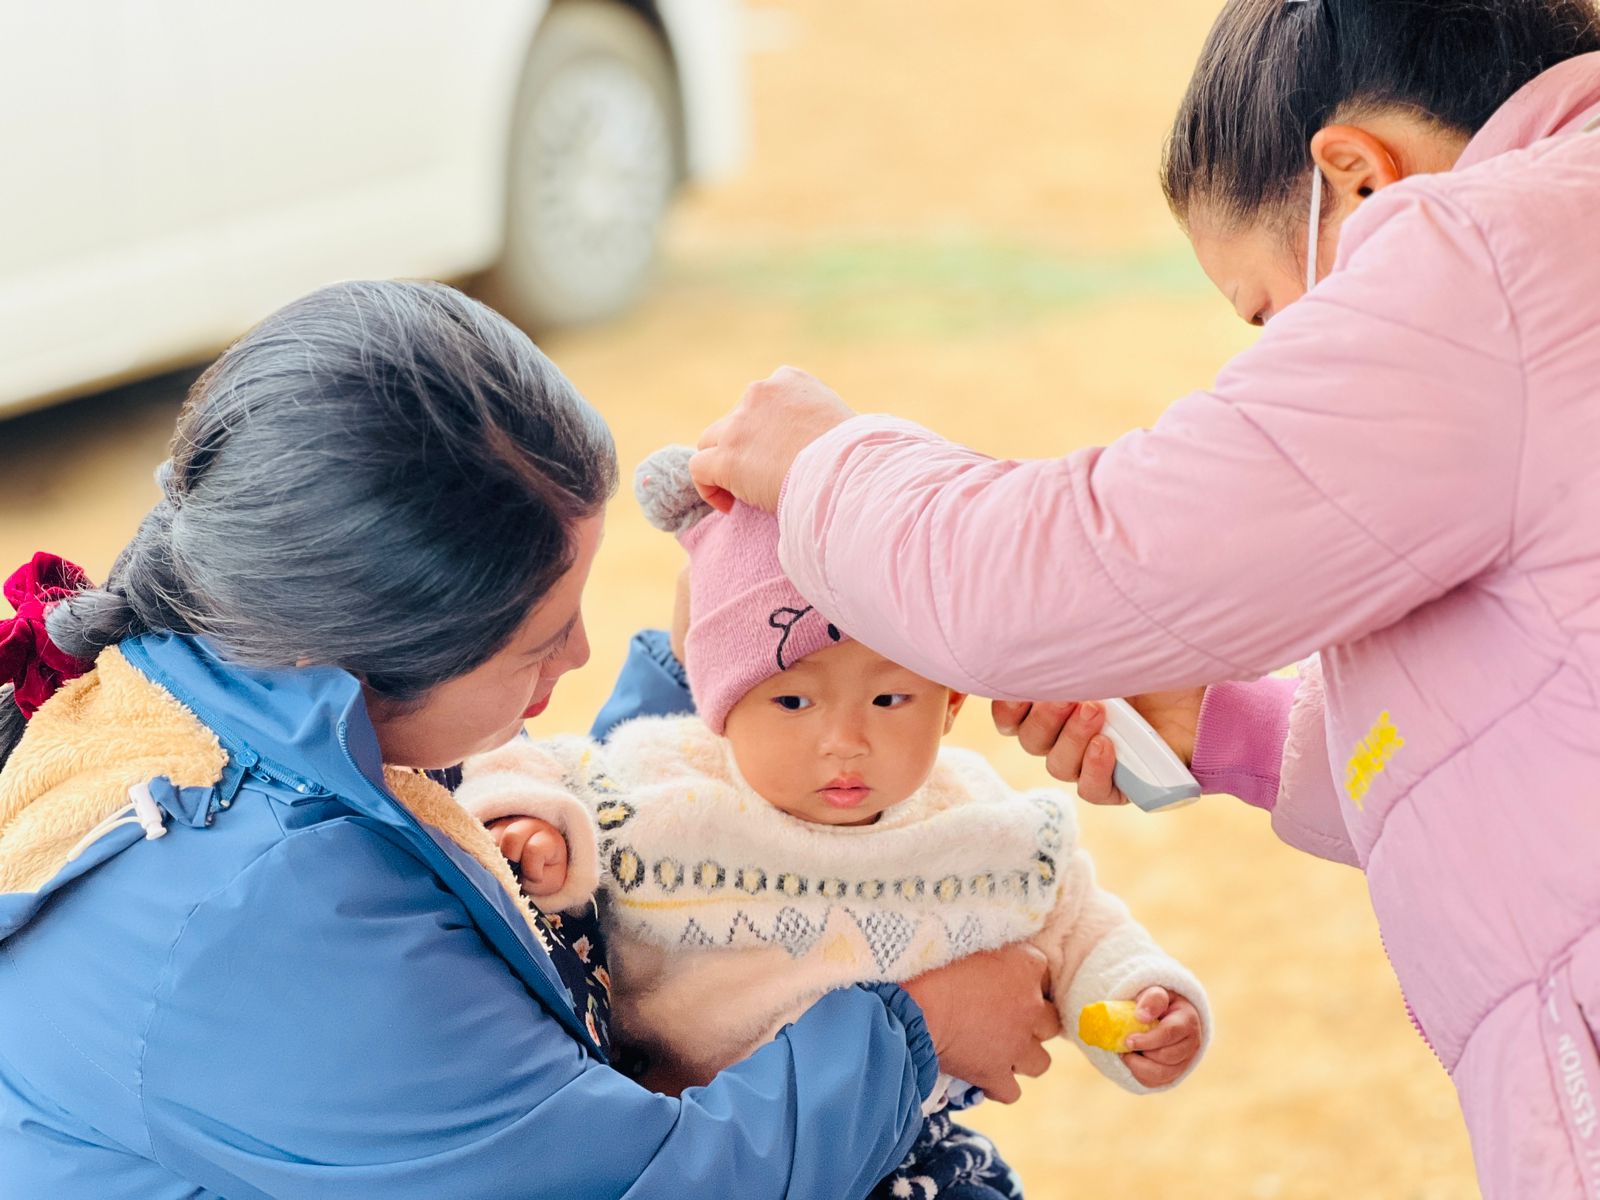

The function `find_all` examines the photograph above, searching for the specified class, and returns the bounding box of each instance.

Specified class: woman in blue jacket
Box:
[0,281,1054,1200]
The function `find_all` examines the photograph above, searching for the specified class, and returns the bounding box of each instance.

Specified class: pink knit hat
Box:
[636,446,850,734]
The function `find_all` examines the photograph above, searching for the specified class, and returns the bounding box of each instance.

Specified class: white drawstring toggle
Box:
[66,782,169,862]
[127,781,168,841]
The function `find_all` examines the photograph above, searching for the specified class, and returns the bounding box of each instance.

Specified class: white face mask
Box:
[1304,167,1324,292]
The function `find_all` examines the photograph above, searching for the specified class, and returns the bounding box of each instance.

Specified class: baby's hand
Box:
[1121,986,1202,1088]
[490,816,569,898]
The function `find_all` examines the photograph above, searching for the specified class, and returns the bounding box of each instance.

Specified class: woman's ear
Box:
[1310,124,1403,206]
[944,691,968,734]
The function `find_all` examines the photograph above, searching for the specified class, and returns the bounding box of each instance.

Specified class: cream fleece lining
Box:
[0,648,550,952]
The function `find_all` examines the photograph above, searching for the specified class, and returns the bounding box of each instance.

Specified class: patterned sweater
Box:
[458,717,1210,1096]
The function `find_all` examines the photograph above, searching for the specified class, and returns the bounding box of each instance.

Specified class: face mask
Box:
[1304,168,1324,292]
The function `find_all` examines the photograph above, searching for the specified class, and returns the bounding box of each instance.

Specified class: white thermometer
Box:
[1100,698,1202,813]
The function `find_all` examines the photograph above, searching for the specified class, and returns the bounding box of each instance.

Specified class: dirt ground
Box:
[0,1,1482,1195]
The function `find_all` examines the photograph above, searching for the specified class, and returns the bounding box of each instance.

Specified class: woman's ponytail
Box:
[0,465,200,771]
[0,551,115,771]
[46,497,196,662]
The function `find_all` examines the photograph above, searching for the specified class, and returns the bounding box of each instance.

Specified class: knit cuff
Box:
[1190,676,1298,811]
[1060,932,1212,1095]
[865,982,941,1103]
[456,742,602,913]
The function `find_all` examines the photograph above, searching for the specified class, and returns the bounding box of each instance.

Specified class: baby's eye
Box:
[773,695,814,712]
[872,693,913,709]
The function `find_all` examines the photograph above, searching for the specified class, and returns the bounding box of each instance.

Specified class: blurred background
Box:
[0,1,1480,1195]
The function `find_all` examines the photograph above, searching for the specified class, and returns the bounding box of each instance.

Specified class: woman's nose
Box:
[556,619,592,676]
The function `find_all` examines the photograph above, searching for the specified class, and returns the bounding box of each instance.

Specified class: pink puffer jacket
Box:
[775,55,1600,1198]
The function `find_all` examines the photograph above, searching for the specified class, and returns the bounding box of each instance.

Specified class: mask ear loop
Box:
[1305,168,1324,292]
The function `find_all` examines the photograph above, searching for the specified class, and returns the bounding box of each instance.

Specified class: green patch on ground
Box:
[675,237,1212,340]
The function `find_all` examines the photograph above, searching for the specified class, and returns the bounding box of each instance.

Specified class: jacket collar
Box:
[1457,51,1600,170]
[119,632,389,807]
[117,633,604,1059]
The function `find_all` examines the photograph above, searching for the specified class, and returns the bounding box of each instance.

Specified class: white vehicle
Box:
[0,0,745,415]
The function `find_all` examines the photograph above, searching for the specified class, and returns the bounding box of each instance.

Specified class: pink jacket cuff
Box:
[1189,676,1300,811]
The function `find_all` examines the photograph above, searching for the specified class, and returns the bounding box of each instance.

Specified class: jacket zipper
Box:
[332,725,603,1058]
[1377,920,1441,1065]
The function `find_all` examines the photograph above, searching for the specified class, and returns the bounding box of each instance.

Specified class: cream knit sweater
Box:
[458,717,1210,1097]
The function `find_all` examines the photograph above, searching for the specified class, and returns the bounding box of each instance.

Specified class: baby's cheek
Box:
[734,740,802,807]
[900,738,943,794]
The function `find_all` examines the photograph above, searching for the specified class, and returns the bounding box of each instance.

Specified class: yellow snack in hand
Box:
[1078,1000,1155,1052]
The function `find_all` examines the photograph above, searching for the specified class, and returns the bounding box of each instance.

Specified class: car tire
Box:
[481,0,683,330]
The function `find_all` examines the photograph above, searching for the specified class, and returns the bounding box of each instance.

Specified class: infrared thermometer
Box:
[1100,698,1202,813]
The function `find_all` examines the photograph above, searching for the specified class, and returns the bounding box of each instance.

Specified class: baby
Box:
[458,447,1210,1200]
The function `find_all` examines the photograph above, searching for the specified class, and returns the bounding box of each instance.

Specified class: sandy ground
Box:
[0,1,1482,1195]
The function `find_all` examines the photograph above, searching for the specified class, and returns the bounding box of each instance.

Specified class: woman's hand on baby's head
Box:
[691,366,855,513]
[1121,986,1203,1088]
[490,816,569,898]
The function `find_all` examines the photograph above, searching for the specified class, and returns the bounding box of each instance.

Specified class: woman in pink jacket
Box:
[690,0,1600,1194]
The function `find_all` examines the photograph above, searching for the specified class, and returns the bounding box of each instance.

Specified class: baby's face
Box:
[722,640,965,826]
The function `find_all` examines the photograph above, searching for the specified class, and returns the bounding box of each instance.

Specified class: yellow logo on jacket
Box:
[1345,711,1404,809]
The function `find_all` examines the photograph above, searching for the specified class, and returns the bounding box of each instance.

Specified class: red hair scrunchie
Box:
[0,552,94,718]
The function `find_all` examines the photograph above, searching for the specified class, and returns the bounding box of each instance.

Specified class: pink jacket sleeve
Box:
[1190,661,1359,867]
[776,185,1522,704]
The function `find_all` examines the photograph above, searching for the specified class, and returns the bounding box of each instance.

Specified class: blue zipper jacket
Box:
[0,632,937,1198]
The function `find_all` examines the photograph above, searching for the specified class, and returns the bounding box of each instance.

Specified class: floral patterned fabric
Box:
[870,1111,1023,1200]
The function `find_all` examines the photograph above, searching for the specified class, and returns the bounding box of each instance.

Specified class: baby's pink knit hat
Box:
[636,446,850,734]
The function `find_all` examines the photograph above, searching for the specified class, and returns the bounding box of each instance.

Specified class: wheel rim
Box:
[518,54,675,309]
